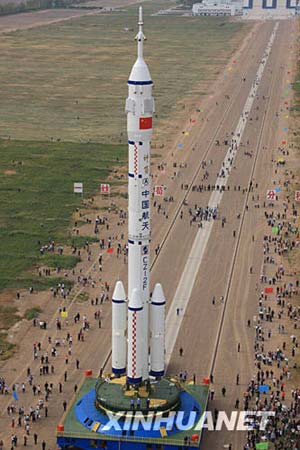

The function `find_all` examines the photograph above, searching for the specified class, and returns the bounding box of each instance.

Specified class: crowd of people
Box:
[239,138,300,446]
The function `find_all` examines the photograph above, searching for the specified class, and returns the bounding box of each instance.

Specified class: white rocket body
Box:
[127,288,144,383]
[150,283,166,377]
[111,7,165,386]
[112,281,127,375]
[126,7,153,382]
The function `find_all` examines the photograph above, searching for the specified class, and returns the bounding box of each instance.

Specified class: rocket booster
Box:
[112,281,127,375]
[150,283,166,377]
[111,7,165,385]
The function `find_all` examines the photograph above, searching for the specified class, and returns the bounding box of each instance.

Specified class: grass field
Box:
[292,60,300,111]
[0,2,248,288]
[0,138,126,290]
[0,305,20,360]
[0,0,248,144]
[41,254,81,269]
[24,306,42,320]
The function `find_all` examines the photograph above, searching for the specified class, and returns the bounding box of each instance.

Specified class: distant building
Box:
[243,0,297,18]
[192,1,243,16]
[243,0,296,9]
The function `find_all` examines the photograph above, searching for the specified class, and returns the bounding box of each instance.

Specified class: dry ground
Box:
[0,8,98,33]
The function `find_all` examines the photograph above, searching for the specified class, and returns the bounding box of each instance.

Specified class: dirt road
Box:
[0,0,149,34]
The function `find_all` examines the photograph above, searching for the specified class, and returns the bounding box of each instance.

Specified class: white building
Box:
[192,1,243,16]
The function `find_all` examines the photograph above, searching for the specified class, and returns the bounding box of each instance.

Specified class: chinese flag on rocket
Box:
[139,117,152,130]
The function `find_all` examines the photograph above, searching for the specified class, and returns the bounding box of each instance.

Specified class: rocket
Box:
[111,281,127,375]
[149,283,165,377]
[111,7,166,384]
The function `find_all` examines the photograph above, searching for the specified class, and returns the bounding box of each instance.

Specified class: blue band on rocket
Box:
[128,80,153,86]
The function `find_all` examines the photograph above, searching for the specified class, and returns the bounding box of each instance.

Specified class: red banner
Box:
[101,183,110,194]
[154,185,164,196]
[265,287,273,294]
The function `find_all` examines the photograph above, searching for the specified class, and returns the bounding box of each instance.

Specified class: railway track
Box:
[100,23,276,375]
[209,22,281,376]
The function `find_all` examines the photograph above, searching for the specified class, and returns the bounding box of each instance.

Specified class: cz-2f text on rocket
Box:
[111,7,166,386]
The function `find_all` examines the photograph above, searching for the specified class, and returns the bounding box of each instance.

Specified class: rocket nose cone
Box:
[112,281,126,302]
[129,288,143,309]
[152,283,166,304]
[129,58,152,83]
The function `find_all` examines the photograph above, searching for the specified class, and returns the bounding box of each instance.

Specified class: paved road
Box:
[162,19,294,449]
[164,23,277,368]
